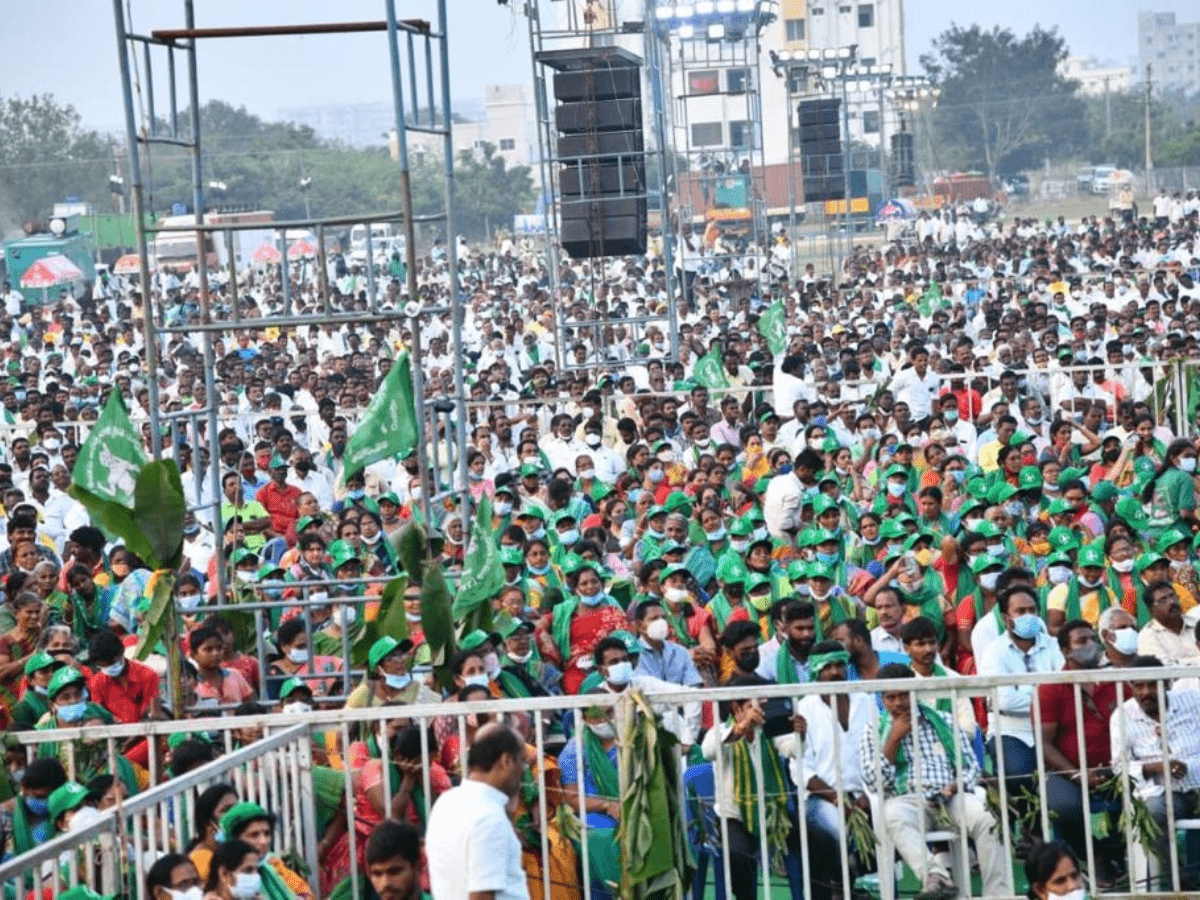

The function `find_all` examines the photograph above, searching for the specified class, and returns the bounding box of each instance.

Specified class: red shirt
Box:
[1036,680,1117,769]
[939,387,982,422]
[256,481,302,537]
[88,658,160,724]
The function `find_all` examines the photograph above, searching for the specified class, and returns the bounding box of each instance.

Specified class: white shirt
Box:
[701,722,796,821]
[763,471,804,539]
[793,692,877,795]
[977,629,1064,746]
[871,627,904,656]
[889,365,941,420]
[426,778,529,900]
[1110,689,1200,799]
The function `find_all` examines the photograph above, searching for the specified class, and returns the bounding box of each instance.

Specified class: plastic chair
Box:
[683,762,728,900]
[1129,816,1200,892]
[869,794,971,900]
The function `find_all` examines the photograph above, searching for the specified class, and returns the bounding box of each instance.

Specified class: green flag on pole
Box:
[693,345,731,390]
[71,389,147,508]
[756,300,788,355]
[341,351,418,482]
[452,493,505,619]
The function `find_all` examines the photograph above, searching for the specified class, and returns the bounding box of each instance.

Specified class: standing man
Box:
[425,724,529,900]
[889,343,940,427]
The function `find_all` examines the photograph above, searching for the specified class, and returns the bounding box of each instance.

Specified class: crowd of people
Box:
[2,196,1200,899]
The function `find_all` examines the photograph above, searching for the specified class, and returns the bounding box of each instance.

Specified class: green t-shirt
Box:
[1147,467,1195,533]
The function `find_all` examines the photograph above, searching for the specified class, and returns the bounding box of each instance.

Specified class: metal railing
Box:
[0,724,314,899]
[8,666,1200,900]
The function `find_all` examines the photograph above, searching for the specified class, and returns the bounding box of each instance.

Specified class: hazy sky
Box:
[1,1,1193,134]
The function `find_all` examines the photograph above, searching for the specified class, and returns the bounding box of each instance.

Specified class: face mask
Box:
[507,650,532,664]
[979,571,1002,592]
[753,527,769,541]
[484,652,501,676]
[1181,457,1198,473]
[231,872,262,900]
[645,618,671,642]
[664,586,689,604]
[605,661,633,686]
[776,463,794,475]
[406,611,422,622]
[705,527,727,542]
[1011,613,1041,641]
[987,543,1006,557]
[1047,565,1073,584]
[1005,501,1024,518]
[167,889,204,900]
[579,589,607,607]
[468,471,483,482]
[24,795,49,816]
[886,481,906,497]
[1111,627,1140,656]
[56,700,88,722]
[530,527,546,540]
[578,468,595,481]
[943,409,959,423]
[585,434,603,447]
[730,538,749,553]
[557,528,579,545]
[288,647,309,664]
[1079,575,1106,589]
[695,438,711,449]
[381,670,414,691]
[339,606,357,626]
[1069,642,1103,670]
[816,551,839,566]
[178,592,204,611]
[1048,890,1085,900]
[463,673,490,688]
[410,488,423,500]
[648,468,664,483]
[494,500,513,516]
[347,488,366,500]
[586,721,616,740]
[964,516,982,530]
[646,527,665,539]
[282,700,312,715]
[100,660,125,678]
[528,562,550,576]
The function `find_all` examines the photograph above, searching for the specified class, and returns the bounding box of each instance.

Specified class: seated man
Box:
[860,663,1008,900]
[901,617,975,732]
[1109,655,1200,890]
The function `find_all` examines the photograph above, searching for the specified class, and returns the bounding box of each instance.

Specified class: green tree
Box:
[0,94,117,222]
[920,25,1084,181]
[452,141,535,240]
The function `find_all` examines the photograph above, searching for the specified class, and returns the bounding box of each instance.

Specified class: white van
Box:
[349,223,393,264]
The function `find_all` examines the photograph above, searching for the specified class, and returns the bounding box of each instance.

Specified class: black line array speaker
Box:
[891,132,915,188]
[797,98,845,202]
[553,63,646,258]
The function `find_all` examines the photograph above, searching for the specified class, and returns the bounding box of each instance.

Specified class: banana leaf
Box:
[351,575,410,666]
[133,460,186,569]
[421,566,456,690]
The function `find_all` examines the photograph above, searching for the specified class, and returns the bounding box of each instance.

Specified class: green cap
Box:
[660,563,690,582]
[878,519,906,540]
[883,464,908,481]
[517,506,546,520]
[966,477,990,499]
[811,494,838,516]
[1076,543,1106,568]
[807,561,835,581]
[269,454,288,469]
[1046,498,1072,516]
[220,802,274,839]
[1114,496,1148,528]
[822,435,842,453]
[550,509,577,528]
[1017,466,1043,490]
[664,491,693,514]
[798,527,821,548]
[327,539,359,570]
[1156,528,1191,552]
[716,554,749,584]
[49,781,90,823]
[24,650,57,676]
[500,546,525,567]
[498,616,534,639]
[904,530,935,551]
[1059,466,1087,485]
[608,629,641,655]
[987,482,1017,504]
[1091,482,1118,502]
[561,553,588,575]
[660,539,688,555]
[296,514,323,533]
[519,463,541,477]
[1044,551,1074,567]
[646,505,668,521]
[369,635,414,670]
[786,559,809,582]
[230,548,259,566]
[460,629,500,653]
[973,521,1002,539]
[48,665,87,699]
[1135,551,1167,573]
[729,517,755,537]
[278,676,313,701]
[378,492,400,506]
[1047,526,1080,551]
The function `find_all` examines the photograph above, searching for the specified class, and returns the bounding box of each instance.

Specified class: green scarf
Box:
[582,725,620,799]
[260,857,299,900]
[708,592,755,632]
[813,594,856,641]
[12,793,35,855]
[730,725,791,863]
[898,572,948,640]
[879,704,959,794]
[497,668,532,699]
[664,605,696,648]
[551,596,582,662]
[776,641,806,685]
[1062,578,1118,623]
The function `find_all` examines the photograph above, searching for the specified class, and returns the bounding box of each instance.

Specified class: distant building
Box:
[391,84,539,169]
[1059,56,1136,97]
[277,102,395,148]
[1138,11,1200,94]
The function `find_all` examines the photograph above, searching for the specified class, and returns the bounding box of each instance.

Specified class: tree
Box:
[452,141,535,240]
[920,25,1084,181]
[0,94,117,223]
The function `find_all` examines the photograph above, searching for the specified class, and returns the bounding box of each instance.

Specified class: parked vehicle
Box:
[1091,166,1118,195]
[1076,167,1096,192]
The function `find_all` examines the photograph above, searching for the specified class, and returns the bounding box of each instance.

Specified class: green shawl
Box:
[776,642,806,685]
[880,704,958,794]
[582,725,620,799]
[260,856,299,900]
[730,725,791,863]
[707,592,755,631]
[1061,578,1119,623]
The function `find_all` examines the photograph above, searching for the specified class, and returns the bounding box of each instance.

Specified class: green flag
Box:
[452,493,505,619]
[756,300,788,355]
[341,350,418,482]
[918,282,943,317]
[694,345,731,390]
[72,389,147,508]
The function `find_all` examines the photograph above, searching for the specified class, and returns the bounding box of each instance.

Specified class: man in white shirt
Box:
[762,450,804,541]
[888,343,940,424]
[425,724,530,900]
[870,587,907,656]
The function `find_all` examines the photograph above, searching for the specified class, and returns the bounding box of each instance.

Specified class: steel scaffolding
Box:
[111,0,467,609]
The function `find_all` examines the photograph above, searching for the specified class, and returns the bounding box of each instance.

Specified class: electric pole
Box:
[1104,76,1111,139]
[1144,64,1153,193]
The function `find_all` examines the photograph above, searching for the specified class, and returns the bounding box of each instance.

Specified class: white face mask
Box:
[664,586,689,604]
[1047,565,1073,584]
[282,700,312,715]
[645,618,671,642]
[1048,889,1085,900]
[1111,558,1134,573]
[167,888,204,900]
[494,500,513,515]
[586,721,616,740]
[507,650,532,664]
[288,647,309,665]
[231,872,262,900]
[605,660,633,686]
[578,468,595,481]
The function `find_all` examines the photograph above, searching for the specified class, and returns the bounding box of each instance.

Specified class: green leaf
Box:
[135,571,176,660]
[420,566,455,690]
[133,460,186,569]
[375,575,411,641]
[397,522,427,587]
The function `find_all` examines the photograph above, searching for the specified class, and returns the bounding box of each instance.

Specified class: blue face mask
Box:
[579,590,607,607]
[530,527,546,540]
[348,489,365,500]
[384,673,412,690]
[214,827,226,843]
[558,528,580,545]
[1011,613,1041,641]
[816,551,839,565]
[528,563,550,576]
[56,701,88,723]
[705,527,727,542]
[776,464,793,475]
[24,796,49,816]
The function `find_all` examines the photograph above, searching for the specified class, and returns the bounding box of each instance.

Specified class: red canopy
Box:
[112,253,152,275]
[252,242,282,264]
[287,239,316,259]
[20,255,85,288]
